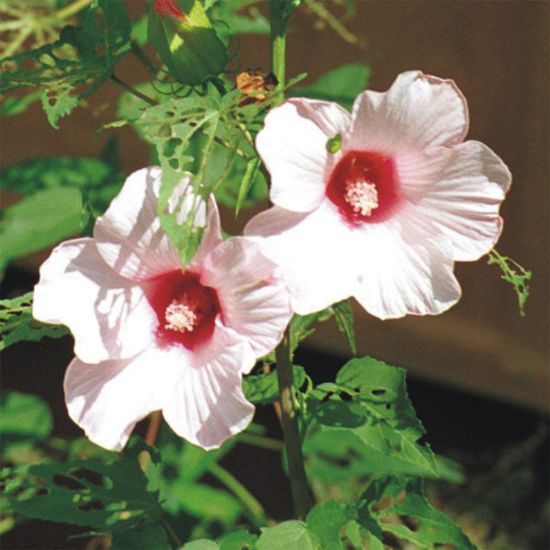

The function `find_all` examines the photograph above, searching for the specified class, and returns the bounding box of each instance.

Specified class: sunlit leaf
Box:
[0,391,53,442]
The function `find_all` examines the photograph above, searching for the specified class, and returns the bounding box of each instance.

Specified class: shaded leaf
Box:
[243,366,306,405]
[0,392,53,442]
[0,187,83,267]
[0,292,68,351]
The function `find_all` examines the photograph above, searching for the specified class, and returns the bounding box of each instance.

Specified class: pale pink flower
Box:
[245,71,511,318]
[33,167,291,450]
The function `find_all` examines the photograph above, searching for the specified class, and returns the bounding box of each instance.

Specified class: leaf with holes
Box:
[0,0,131,128]
[304,356,441,481]
[1,452,163,532]
[358,477,476,549]
[0,292,68,351]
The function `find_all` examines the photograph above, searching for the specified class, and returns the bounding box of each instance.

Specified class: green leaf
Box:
[1,454,163,532]
[1,0,131,127]
[185,540,219,550]
[0,392,53,442]
[304,356,441,481]
[111,522,170,550]
[211,0,270,37]
[1,155,124,218]
[256,520,320,550]
[332,300,356,354]
[306,501,352,550]
[358,477,476,549]
[488,249,532,316]
[289,300,356,355]
[0,187,83,266]
[0,292,68,351]
[0,91,41,116]
[218,529,258,550]
[291,64,371,110]
[243,366,306,405]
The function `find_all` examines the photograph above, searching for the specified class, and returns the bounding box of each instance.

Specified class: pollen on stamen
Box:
[165,301,197,333]
[344,180,379,216]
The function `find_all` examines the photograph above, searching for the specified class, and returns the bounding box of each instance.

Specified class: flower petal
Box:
[353,213,461,319]
[201,237,291,359]
[257,98,351,212]
[162,335,255,450]
[94,167,203,280]
[189,195,223,270]
[245,202,357,315]
[346,71,468,154]
[412,141,511,261]
[33,238,157,363]
[64,346,186,451]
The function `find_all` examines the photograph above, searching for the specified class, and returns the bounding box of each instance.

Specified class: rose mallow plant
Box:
[33,167,291,451]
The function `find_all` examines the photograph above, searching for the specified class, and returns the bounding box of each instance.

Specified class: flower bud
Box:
[148,0,227,86]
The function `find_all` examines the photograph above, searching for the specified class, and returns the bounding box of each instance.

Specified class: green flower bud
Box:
[148,0,227,86]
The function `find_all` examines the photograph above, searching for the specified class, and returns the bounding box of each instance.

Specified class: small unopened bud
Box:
[148,0,227,86]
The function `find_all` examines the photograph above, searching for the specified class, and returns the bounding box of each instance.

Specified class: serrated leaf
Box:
[0,292,68,351]
[243,366,306,405]
[1,0,131,127]
[256,520,320,550]
[1,455,163,532]
[488,249,531,316]
[0,392,53,442]
[0,187,83,266]
[291,64,370,110]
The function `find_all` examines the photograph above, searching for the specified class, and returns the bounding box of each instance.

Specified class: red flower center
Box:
[148,271,221,350]
[325,150,400,225]
[153,0,187,20]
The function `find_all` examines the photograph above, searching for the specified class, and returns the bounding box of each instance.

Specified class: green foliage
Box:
[1,150,124,218]
[0,392,53,443]
[0,0,131,128]
[1,442,164,534]
[0,292,68,351]
[0,187,83,271]
[291,63,371,110]
[243,366,306,405]
[110,522,170,550]
[210,0,270,37]
[488,249,531,316]
[358,477,476,549]
[257,520,319,549]
[304,357,442,483]
[289,299,356,355]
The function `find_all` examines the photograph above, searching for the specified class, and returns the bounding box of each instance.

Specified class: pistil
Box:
[344,180,379,216]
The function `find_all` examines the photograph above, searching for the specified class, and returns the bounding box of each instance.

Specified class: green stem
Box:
[160,515,183,549]
[238,431,285,452]
[275,334,312,519]
[110,73,158,106]
[52,0,92,21]
[208,463,267,528]
[268,0,287,99]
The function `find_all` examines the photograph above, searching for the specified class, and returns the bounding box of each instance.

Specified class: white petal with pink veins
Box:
[245,202,358,315]
[64,346,188,451]
[94,167,201,281]
[189,197,223,270]
[346,71,469,154]
[202,237,291,358]
[257,98,351,213]
[414,140,511,261]
[163,338,255,450]
[33,238,157,364]
[353,213,461,319]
